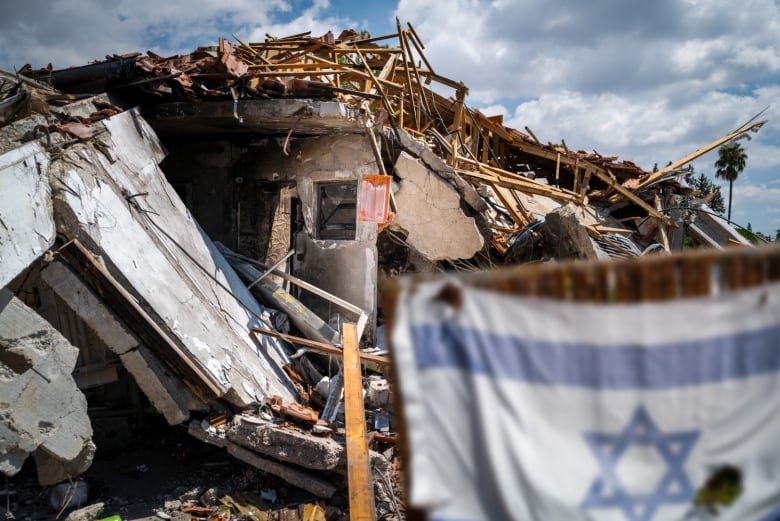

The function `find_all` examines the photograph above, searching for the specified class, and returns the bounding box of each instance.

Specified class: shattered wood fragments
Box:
[14,21,767,260]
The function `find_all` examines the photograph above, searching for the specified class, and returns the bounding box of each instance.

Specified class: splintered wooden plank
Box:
[400,29,432,117]
[629,119,767,194]
[250,327,390,367]
[342,322,376,521]
[396,18,419,130]
[492,184,530,228]
[406,22,435,75]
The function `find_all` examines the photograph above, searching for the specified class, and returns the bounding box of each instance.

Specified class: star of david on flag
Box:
[582,406,699,521]
[390,278,780,521]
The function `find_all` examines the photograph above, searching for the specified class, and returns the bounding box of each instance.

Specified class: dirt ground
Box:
[2,415,346,521]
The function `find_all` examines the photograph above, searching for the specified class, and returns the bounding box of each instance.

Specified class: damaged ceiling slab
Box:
[0,20,768,519]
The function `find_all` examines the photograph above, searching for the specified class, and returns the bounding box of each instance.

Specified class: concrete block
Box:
[365,376,390,409]
[227,415,345,471]
[542,204,599,260]
[0,289,94,484]
[188,421,338,497]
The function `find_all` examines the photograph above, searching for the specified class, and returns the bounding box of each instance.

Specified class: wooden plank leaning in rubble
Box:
[343,322,377,521]
[491,184,531,229]
[455,156,582,203]
[426,128,579,204]
[396,18,419,130]
[58,239,223,399]
[654,192,671,252]
[399,29,433,119]
[352,44,403,143]
[405,22,435,78]
[511,140,673,226]
[250,328,391,367]
[626,119,767,196]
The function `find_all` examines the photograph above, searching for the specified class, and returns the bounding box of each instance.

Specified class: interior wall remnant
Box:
[0,288,95,485]
[390,151,484,261]
[240,133,380,343]
[159,140,241,249]
[160,132,378,342]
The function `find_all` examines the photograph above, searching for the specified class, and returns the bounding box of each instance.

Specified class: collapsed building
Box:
[0,22,765,518]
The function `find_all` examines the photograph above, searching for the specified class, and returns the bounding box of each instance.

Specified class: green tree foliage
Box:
[684,169,725,215]
[714,143,748,221]
[737,227,770,244]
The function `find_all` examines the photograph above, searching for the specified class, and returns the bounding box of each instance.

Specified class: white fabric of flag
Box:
[391,278,780,521]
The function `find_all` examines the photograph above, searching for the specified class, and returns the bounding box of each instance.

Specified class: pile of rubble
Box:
[0,21,766,521]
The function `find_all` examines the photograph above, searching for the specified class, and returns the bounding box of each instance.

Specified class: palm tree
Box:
[714,142,747,222]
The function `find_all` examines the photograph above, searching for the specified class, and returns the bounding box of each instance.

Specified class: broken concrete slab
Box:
[188,420,339,498]
[227,415,345,471]
[542,204,599,260]
[40,260,200,424]
[393,128,488,213]
[686,203,751,248]
[0,142,54,289]
[391,151,484,261]
[48,108,297,408]
[0,288,94,485]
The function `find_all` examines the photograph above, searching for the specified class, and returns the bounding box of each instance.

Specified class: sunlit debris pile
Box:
[0,20,768,521]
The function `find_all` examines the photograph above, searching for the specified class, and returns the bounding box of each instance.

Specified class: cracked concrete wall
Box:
[48,108,297,407]
[0,288,95,485]
[245,134,379,342]
[391,151,484,261]
[0,142,54,289]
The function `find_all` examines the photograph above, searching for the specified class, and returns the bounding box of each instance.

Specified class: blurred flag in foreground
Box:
[391,278,780,521]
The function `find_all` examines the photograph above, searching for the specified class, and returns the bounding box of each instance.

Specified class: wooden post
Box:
[580,166,592,203]
[572,159,581,195]
[654,192,670,252]
[342,322,376,521]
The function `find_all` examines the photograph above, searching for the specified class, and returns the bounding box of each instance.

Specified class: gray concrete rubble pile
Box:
[0,95,302,484]
[0,288,95,485]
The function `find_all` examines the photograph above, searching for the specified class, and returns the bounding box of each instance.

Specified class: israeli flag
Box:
[391,278,780,521]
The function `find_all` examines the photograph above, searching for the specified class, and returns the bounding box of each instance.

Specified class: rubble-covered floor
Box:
[3,411,396,521]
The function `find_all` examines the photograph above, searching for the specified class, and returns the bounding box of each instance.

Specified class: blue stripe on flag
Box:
[410,322,780,389]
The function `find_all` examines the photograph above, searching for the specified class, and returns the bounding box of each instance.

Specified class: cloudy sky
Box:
[2,0,779,236]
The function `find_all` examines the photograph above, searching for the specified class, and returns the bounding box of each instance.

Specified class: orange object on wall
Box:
[358,175,391,223]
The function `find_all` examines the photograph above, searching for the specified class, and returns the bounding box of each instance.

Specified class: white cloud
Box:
[0,0,352,70]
